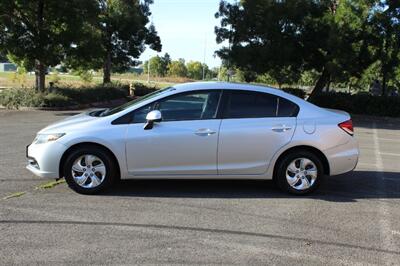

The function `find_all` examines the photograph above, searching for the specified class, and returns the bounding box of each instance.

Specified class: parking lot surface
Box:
[0,110,399,265]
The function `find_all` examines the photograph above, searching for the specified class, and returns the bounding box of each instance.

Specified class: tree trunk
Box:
[308,67,330,101]
[326,78,331,93]
[35,0,45,92]
[103,50,111,84]
[35,60,46,92]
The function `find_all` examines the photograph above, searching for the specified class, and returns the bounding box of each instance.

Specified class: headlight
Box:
[33,133,65,144]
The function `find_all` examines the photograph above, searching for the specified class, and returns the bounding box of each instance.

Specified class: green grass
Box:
[0,71,174,89]
[35,179,66,189]
[3,191,26,200]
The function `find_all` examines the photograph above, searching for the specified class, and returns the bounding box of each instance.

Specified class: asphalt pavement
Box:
[0,110,399,265]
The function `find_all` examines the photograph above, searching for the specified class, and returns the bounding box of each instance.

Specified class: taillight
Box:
[338,119,354,136]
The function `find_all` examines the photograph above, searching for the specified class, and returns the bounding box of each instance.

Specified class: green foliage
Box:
[143,55,165,77]
[0,88,45,109]
[49,71,61,85]
[0,83,129,109]
[215,0,379,95]
[68,0,162,83]
[281,88,307,99]
[43,93,71,107]
[369,1,400,94]
[0,51,8,62]
[131,82,158,96]
[54,83,129,103]
[71,68,93,83]
[299,70,320,87]
[77,70,94,83]
[310,92,400,117]
[167,59,187,77]
[0,0,100,90]
[255,73,277,86]
[11,67,28,87]
[186,61,204,80]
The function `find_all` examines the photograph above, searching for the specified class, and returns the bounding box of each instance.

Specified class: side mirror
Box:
[144,110,162,130]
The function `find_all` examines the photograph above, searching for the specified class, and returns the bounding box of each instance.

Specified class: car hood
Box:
[38,110,101,134]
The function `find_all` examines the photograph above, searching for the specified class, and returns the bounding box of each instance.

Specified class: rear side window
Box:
[224,91,277,118]
[277,97,299,117]
[223,90,298,119]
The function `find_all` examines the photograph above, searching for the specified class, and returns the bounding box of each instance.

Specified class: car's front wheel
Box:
[63,145,117,194]
[276,151,324,195]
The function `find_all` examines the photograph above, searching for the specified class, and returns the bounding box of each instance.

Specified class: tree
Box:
[100,0,161,83]
[370,1,400,95]
[143,53,171,76]
[0,0,99,91]
[145,56,164,76]
[186,61,204,80]
[0,51,8,62]
[161,53,171,75]
[215,0,378,98]
[70,0,162,84]
[167,59,187,77]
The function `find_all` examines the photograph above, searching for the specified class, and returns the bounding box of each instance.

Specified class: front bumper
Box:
[26,141,68,179]
[324,139,359,176]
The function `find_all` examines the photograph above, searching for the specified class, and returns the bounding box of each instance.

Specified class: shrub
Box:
[43,93,72,107]
[282,87,306,99]
[0,88,44,109]
[0,83,130,109]
[310,92,400,117]
[131,82,158,96]
[53,83,129,104]
[49,71,61,85]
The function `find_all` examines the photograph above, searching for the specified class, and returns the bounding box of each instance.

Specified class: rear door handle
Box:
[271,125,292,132]
[194,128,216,136]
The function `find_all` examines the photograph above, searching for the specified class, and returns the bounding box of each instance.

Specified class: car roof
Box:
[173,81,277,93]
[172,81,301,103]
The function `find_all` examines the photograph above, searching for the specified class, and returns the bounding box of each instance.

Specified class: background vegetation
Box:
[0,0,399,116]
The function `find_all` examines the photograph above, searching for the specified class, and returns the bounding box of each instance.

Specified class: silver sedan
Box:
[26,82,359,195]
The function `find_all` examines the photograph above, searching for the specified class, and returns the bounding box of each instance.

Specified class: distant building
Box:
[0,63,17,72]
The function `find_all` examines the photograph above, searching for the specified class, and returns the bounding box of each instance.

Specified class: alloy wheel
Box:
[71,154,106,189]
[285,158,318,191]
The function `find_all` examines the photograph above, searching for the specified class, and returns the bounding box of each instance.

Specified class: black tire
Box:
[63,145,117,194]
[275,150,324,195]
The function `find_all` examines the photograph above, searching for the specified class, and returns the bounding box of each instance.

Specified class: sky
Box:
[139,0,227,68]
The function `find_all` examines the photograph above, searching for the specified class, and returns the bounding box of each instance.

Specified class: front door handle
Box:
[194,128,216,136]
[271,125,292,132]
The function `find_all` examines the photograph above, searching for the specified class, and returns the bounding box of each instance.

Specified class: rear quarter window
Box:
[277,97,299,117]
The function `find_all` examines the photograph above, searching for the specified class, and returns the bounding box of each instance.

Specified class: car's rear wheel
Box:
[63,146,117,194]
[276,150,323,195]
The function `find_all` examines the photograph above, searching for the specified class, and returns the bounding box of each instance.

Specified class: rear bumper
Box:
[324,139,359,176]
[26,142,67,179]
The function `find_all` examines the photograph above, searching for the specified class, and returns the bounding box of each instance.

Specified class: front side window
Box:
[132,104,154,123]
[156,90,221,121]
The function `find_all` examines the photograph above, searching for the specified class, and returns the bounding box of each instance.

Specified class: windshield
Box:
[100,87,173,116]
